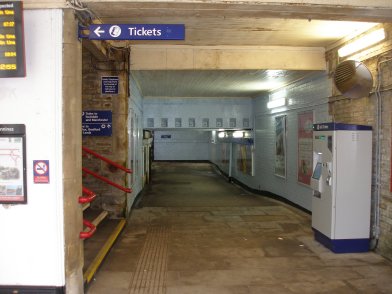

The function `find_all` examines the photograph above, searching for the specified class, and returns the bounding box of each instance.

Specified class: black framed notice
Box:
[0,1,25,78]
[0,124,27,204]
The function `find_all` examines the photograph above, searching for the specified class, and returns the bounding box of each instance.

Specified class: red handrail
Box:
[82,146,132,173]
[80,147,131,240]
[82,167,132,193]
[80,219,97,239]
[79,186,97,204]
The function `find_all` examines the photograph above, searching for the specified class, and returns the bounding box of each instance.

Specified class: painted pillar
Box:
[0,9,83,293]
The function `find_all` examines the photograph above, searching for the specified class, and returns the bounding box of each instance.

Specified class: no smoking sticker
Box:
[33,160,50,183]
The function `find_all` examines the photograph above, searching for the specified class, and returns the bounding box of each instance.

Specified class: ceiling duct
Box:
[333,60,373,99]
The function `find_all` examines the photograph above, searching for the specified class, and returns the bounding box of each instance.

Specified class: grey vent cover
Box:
[333,60,373,99]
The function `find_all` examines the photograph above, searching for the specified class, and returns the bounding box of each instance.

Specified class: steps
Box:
[82,206,126,284]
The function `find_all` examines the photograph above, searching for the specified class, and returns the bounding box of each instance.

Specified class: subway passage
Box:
[86,162,392,294]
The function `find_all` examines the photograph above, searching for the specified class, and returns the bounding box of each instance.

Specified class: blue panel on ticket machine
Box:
[311,123,372,253]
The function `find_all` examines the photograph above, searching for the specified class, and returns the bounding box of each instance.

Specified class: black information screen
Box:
[0,1,25,78]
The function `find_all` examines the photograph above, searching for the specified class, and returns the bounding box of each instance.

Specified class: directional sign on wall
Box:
[89,24,185,40]
[82,111,112,136]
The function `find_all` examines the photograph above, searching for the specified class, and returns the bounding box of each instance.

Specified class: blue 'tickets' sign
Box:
[89,24,185,40]
[82,111,112,136]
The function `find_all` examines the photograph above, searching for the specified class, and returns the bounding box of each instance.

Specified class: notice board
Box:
[0,124,27,204]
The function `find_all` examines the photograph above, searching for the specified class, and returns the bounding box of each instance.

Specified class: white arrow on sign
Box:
[94,26,105,37]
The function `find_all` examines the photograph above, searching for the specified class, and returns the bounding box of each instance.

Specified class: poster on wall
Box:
[274,115,286,178]
[297,111,314,186]
[221,143,230,165]
[0,124,27,204]
[237,144,253,176]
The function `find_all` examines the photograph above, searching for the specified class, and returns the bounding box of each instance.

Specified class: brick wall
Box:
[327,24,392,260]
[82,46,129,218]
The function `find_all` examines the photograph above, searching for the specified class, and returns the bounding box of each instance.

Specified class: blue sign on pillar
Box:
[89,24,185,41]
[101,76,119,95]
[82,111,112,136]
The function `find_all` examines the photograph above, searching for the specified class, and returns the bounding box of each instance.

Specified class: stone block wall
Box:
[82,46,129,218]
[62,9,83,293]
[326,23,392,260]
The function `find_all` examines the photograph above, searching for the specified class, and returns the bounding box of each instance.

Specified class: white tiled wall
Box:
[143,97,253,129]
[154,130,211,161]
[128,75,144,211]
[211,73,332,210]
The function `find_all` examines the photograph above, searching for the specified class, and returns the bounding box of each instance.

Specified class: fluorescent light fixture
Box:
[269,89,287,100]
[266,70,286,78]
[218,132,226,138]
[267,98,286,109]
[338,28,385,57]
[240,81,281,91]
[233,131,244,138]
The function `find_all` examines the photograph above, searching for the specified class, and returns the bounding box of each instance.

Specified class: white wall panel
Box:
[0,10,65,286]
[128,75,144,211]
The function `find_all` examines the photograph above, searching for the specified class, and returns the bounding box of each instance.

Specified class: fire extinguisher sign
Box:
[33,160,50,184]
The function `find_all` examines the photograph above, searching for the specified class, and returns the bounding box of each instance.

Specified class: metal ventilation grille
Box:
[334,61,356,89]
[333,60,373,99]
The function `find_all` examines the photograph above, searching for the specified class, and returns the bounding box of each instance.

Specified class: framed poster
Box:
[221,143,230,165]
[237,144,253,176]
[275,115,286,178]
[0,124,27,204]
[297,111,314,186]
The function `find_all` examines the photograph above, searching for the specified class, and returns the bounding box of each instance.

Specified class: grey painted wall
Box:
[143,97,253,129]
[139,73,332,211]
[211,73,332,210]
[154,130,210,161]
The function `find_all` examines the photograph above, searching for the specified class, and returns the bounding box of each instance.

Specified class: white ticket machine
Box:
[311,123,372,253]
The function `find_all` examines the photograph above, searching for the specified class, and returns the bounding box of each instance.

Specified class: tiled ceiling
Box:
[83,1,382,98]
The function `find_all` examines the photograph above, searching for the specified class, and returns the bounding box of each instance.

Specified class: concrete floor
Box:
[87,162,392,294]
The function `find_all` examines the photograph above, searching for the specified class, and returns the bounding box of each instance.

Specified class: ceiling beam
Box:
[82,1,392,23]
[130,45,326,70]
[23,1,392,23]
[81,0,392,7]
[23,1,67,9]
[82,39,109,61]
